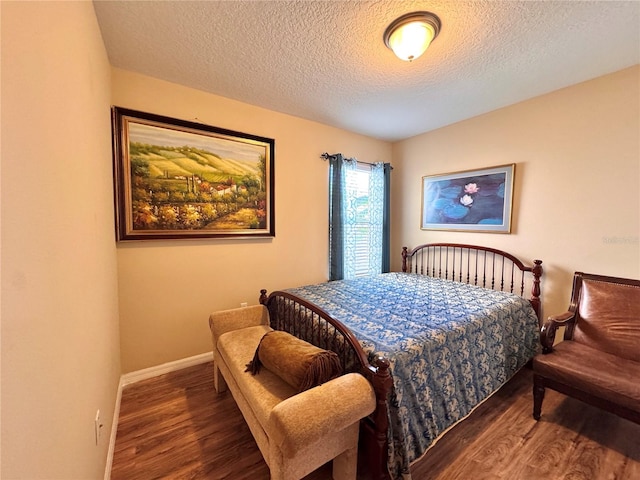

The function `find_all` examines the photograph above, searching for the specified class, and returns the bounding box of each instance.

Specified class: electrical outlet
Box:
[94,410,103,445]
[240,302,248,308]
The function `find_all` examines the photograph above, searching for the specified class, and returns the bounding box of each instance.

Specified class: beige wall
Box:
[1,2,120,478]
[392,66,640,318]
[113,66,639,372]
[111,69,392,372]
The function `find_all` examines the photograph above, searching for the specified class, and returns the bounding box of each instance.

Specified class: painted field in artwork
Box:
[127,122,267,231]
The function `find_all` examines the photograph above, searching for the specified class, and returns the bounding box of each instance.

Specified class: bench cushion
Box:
[533,341,640,412]
[247,330,343,392]
[218,325,297,430]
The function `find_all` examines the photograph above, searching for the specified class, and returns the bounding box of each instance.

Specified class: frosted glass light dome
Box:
[384,12,441,62]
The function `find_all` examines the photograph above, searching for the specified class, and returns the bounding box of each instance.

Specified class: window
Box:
[328,157,390,281]
[344,164,383,278]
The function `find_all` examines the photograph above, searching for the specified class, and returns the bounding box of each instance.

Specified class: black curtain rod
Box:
[320,152,392,169]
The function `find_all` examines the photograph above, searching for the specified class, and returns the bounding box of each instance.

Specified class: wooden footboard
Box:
[259,289,392,480]
[402,243,543,322]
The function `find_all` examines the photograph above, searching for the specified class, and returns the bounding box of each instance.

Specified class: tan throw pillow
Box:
[246,330,343,392]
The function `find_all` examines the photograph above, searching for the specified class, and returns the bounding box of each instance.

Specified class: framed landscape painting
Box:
[421,164,515,233]
[112,107,275,241]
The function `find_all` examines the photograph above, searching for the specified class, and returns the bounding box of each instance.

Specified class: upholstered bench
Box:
[209,305,376,480]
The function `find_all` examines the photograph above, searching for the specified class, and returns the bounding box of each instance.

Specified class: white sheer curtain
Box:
[343,162,384,279]
[367,163,384,276]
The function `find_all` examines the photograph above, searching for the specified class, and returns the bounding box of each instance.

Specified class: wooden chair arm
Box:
[540,311,576,353]
[548,311,575,323]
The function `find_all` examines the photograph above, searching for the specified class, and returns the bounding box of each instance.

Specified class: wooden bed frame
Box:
[259,243,543,480]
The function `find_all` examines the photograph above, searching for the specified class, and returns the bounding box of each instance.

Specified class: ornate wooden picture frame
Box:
[112,107,275,241]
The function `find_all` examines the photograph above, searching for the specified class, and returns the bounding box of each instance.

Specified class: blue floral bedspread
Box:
[286,272,540,480]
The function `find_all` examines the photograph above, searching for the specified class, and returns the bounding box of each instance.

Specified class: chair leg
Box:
[533,375,545,420]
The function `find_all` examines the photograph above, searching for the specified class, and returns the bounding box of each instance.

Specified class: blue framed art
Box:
[421,164,515,233]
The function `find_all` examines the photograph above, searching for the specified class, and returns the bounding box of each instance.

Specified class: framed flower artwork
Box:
[421,164,515,233]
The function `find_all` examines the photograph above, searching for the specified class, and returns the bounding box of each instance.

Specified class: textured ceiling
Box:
[93,0,640,142]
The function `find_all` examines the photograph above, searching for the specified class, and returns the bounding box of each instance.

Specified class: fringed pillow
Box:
[246,330,343,392]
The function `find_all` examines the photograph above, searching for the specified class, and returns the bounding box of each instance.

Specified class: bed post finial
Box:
[259,289,268,305]
[402,247,408,273]
[531,260,543,322]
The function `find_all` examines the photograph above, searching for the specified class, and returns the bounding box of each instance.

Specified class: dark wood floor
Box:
[111,362,640,480]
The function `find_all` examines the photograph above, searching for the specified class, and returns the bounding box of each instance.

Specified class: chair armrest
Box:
[540,311,575,353]
[209,305,269,344]
[269,373,376,457]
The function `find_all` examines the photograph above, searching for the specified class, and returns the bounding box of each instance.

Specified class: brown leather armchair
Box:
[532,272,640,424]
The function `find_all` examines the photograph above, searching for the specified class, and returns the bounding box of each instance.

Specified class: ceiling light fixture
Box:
[383,11,441,62]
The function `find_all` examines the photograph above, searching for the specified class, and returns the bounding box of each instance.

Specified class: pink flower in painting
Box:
[464,183,479,194]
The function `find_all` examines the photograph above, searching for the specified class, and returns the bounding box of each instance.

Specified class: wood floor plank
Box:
[112,362,640,479]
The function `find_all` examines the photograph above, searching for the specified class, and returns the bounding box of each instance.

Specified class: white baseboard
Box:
[103,379,122,480]
[121,352,213,387]
[103,352,214,480]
